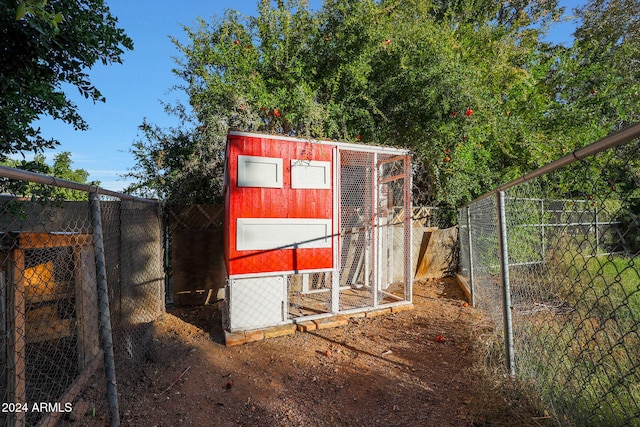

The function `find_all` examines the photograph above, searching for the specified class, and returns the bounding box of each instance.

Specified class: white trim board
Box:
[291,159,331,189]
[237,155,283,188]
[236,218,332,251]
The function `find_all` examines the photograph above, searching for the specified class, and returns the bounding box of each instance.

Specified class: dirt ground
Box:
[75,278,537,427]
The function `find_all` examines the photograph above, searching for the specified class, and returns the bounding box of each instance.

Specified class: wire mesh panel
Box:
[226,275,288,331]
[460,130,640,426]
[504,153,640,426]
[466,196,502,332]
[0,168,164,427]
[337,149,412,312]
[288,272,333,319]
[339,149,376,311]
[101,199,165,374]
[0,193,99,426]
[377,153,411,305]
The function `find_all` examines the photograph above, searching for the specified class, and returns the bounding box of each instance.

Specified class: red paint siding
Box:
[225,134,335,276]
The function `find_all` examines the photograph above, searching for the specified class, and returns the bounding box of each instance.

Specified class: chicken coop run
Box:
[0,230,101,427]
[223,131,412,331]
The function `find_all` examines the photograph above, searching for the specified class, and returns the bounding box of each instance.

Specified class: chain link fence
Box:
[459,123,640,426]
[0,167,164,427]
[100,198,165,381]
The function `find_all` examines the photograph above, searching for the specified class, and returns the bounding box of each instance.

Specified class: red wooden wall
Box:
[224,133,335,276]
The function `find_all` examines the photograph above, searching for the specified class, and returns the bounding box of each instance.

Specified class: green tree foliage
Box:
[0,0,133,157]
[2,151,98,200]
[128,0,321,204]
[125,114,225,203]
[546,0,640,146]
[317,0,563,215]
[131,0,560,209]
[130,0,639,222]
[542,0,640,231]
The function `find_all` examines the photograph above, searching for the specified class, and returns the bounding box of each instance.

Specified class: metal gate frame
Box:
[334,146,412,316]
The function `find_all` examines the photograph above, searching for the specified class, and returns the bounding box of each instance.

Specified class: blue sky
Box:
[33,0,582,192]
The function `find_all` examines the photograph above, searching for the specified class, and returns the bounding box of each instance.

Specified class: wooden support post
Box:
[9,248,26,427]
[75,245,100,370]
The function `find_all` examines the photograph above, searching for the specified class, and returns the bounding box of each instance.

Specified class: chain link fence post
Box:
[89,192,119,427]
[465,207,475,306]
[461,123,640,424]
[497,191,515,376]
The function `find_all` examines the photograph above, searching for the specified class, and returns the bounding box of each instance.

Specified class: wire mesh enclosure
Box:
[0,201,99,427]
[224,132,412,332]
[459,124,640,426]
[100,199,165,374]
[0,171,164,427]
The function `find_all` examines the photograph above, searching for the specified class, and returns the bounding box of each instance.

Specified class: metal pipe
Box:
[465,122,640,207]
[371,152,378,308]
[0,165,157,204]
[595,205,600,255]
[405,155,413,303]
[89,192,120,427]
[465,207,476,306]
[331,148,341,314]
[497,191,516,376]
[540,200,546,259]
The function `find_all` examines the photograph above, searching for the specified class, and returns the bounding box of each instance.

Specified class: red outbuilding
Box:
[223,131,412,332]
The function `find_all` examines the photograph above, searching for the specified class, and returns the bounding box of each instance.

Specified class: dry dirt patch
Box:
[77,278,544,426]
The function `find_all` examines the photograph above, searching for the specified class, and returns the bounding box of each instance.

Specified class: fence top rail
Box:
[463,122,640,208]
[504,196,591,202]
[0,164,159,204]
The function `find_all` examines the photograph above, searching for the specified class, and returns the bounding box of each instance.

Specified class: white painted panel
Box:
[291,160,331,189]
[237,218,332,251]
[237,155,283,188]
[228,276,286,330]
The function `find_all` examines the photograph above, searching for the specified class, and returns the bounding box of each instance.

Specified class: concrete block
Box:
[391,304,414,313]
[347,311,366,319]
[365,308,392,318]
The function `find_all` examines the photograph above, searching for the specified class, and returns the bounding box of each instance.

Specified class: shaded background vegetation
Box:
[123,0,639,225]
[1,0,638,223]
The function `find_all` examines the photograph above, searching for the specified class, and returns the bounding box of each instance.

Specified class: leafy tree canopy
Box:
[547,0,640,144]
[0,0,133,158]
[128,0,639,223]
